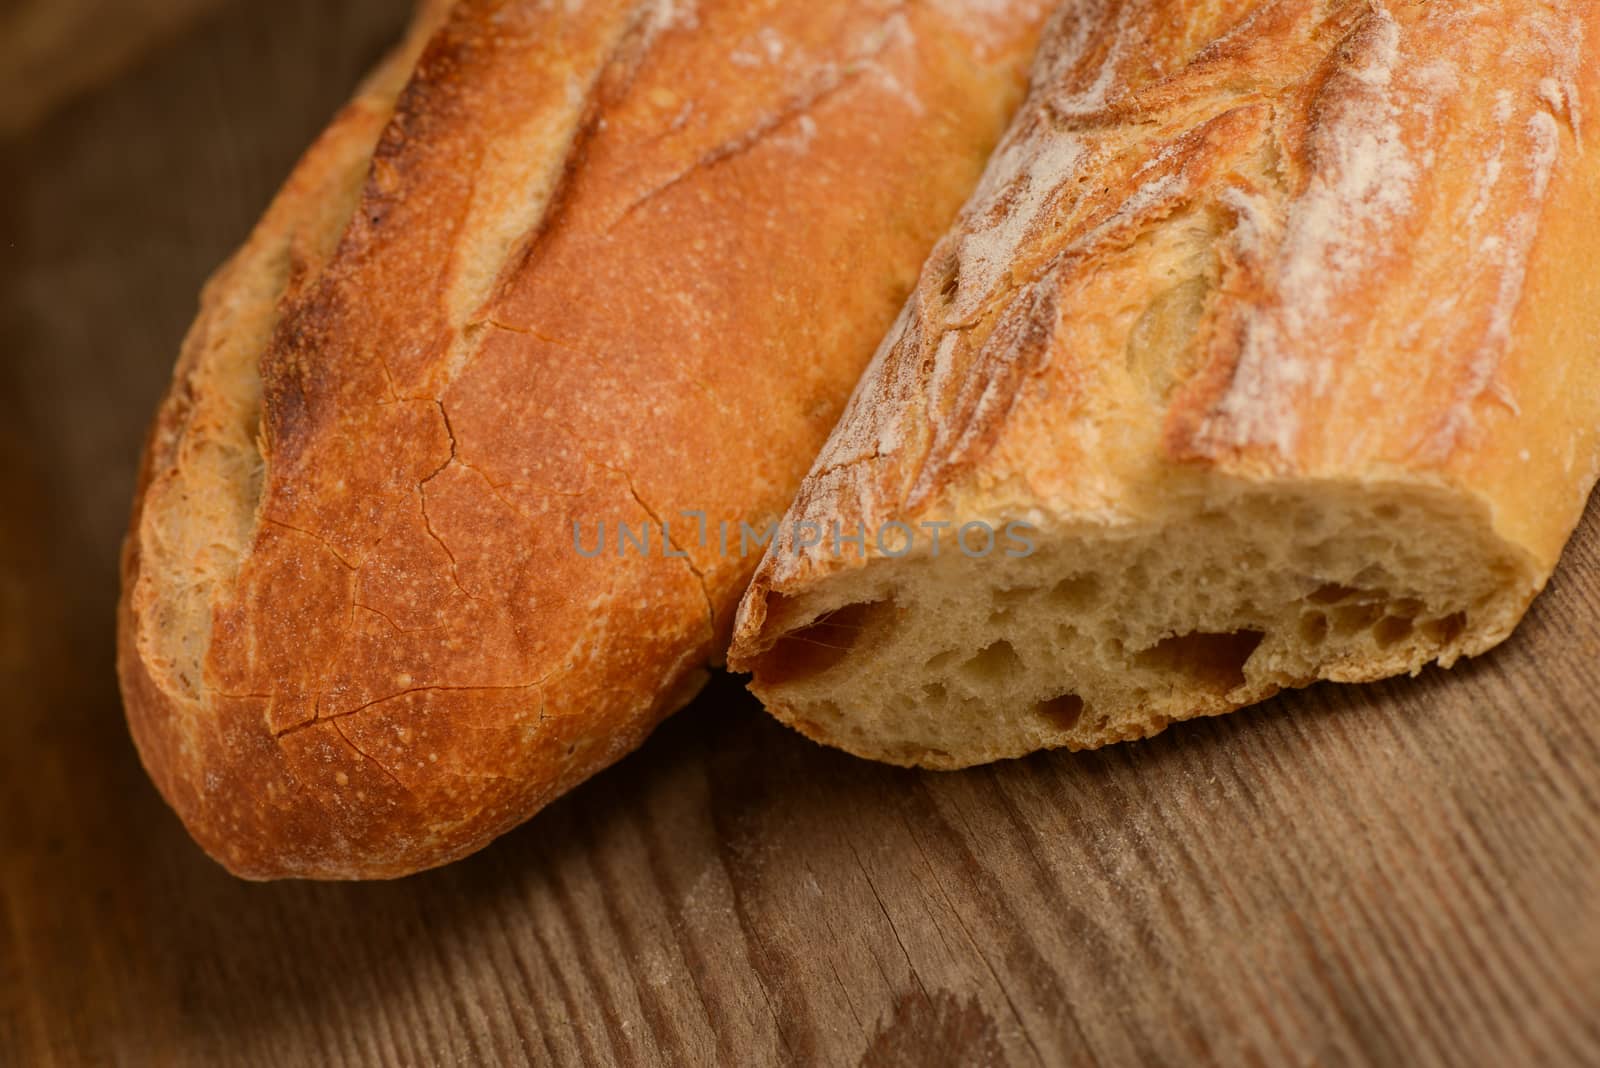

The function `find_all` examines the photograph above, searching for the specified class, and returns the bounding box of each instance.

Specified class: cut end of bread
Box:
[734,480,1538,768]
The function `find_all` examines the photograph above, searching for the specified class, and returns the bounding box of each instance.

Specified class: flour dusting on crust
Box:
[1207,7,1424,456]
[740,0,1593,609]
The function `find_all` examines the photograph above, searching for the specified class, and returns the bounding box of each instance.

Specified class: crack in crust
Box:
[119,0,1054,878]
[729,0,1600,767]
[746,0,1592,598]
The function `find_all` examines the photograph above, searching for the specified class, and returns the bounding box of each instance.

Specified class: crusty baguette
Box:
[118,0,1053,878]
[728,0,1600,769]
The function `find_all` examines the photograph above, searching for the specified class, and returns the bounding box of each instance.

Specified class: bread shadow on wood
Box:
[6,0,1599,1055]
[5,464,1591,1060]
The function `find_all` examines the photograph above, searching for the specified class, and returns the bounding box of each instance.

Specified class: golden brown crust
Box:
[730,0,1600,762]
[120,0,1051,878]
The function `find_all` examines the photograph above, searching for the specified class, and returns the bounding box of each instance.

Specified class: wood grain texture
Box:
[2,2,1598,1064]
[0,0,228,135]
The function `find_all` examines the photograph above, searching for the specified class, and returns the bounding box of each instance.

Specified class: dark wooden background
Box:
[0,0,223,135]
[3,2,1598,1064]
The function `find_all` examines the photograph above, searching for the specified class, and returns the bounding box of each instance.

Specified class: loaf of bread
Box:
[728,0,1600,768]
[118,0,1052,878]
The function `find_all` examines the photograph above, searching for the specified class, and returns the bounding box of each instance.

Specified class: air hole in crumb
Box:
[1292,508,1327,534]
[925,650,958,672]
[1310,583,1360,604]
[1375,503,1402,521]
[1353,565,1392,588]
[960,640,1023,683]
[1134,630,1264,694]
[1420,612,1467,645]
[1050,574,1103,609]
[1035,694,1085,732]
[922,682,948,704]
[1332,603,1383,636]
[1300,612,1329,645]
[1374,615,1414,648]
[752,601,888,685]
[1391,597,1425,617]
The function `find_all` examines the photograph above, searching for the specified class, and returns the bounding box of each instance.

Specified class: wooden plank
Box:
[2,2,1597,1064]
[0,0,227,135]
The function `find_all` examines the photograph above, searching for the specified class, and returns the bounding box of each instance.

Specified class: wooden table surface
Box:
[3,3,1598,1065]
[0,0,224,135]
